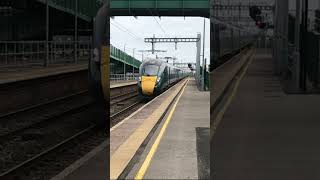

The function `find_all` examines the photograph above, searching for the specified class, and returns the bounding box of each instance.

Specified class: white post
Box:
[196,33,201,88]
[202,18,206,91]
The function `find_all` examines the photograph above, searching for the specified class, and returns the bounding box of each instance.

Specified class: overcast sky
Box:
[110,17,210,65]
[109,0,320,65]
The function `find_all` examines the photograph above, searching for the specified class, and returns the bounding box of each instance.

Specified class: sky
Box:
[109,0,320,65]
[110,16,210,65]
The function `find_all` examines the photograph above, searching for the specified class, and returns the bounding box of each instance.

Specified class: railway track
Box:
[0,90,93,138]
[0,83,140,179]
[0,88,106,179]
[110,89,138,101]
[110,90,147,127]
[0,125,96,178]
[110,91,139,106]
[0,125,106,180]
[109,78,186,128]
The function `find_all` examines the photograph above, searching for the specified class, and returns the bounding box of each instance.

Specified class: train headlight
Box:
[138,77,141,81]
[156,77,161,84]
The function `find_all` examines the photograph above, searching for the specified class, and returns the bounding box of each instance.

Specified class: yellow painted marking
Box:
[101,46,110,100]
[134,79,189,180]
[141,76,157,95]
[211,50,256,139]
[110,81,137,89]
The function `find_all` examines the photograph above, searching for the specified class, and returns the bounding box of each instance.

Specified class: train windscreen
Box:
[141,64,159,76]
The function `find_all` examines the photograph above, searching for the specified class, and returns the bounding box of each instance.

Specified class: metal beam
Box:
[145,36,200,55]
[145,37,200,43]
[212,4,274,11]
[215,16,254,22]
[138,50,167,52]
[110,0,209,17]
[36,0,103,22]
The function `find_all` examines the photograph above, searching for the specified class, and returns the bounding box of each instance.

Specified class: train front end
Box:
[138,60,163,97]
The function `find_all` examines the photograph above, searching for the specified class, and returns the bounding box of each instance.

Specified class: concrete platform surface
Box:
[127,78,210,179]
[211,48,254,108]
[110,80,137,88]
[0,63,87,84]
[51,140,108,180]
[213,50,320,180]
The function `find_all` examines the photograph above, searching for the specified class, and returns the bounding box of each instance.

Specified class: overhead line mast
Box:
[144,34,203,88]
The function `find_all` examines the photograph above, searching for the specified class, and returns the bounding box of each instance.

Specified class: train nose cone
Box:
[141,76,157,96]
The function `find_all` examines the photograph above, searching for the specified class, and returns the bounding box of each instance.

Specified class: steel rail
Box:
[0,124,96,177]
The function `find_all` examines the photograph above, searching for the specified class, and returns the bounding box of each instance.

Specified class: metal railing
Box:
[0,41,91,68]
[110,45,141,68]
[110,74,139,82]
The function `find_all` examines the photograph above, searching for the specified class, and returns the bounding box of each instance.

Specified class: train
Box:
[138,58,189,97]
[88,3,109,127]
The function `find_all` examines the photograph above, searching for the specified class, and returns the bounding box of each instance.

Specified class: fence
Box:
[0,41,91,68]
[110,73,139,82]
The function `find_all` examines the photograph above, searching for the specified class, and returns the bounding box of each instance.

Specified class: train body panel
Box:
[138,58,189,97]
[141,76,157,96]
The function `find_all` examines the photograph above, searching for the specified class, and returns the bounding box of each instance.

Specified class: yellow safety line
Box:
[134,79,189,180]
[212,51,256,138]
[100,46,110,99]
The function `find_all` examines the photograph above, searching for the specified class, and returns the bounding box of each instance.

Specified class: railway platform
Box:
[110,78,210,179]
[212,49,320,179]
[51,140,109,180]
[126,78,209,179]
[0,60,137,87]
[0,63,87,84]
[110,80,137,88]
